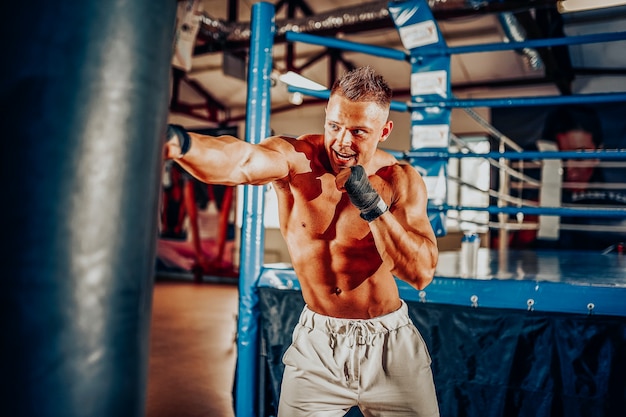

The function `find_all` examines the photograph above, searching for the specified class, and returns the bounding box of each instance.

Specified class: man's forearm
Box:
[370,213,438,290]
[165,129,249,185]
[164,125,290,186]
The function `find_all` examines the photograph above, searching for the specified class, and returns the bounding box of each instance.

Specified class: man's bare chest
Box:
[278,174,367,239]
[295,191,370,238]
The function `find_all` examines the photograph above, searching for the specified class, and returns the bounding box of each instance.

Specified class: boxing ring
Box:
[235,2,626,417]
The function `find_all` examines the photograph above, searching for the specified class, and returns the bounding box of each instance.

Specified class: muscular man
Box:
[165,66,439,416]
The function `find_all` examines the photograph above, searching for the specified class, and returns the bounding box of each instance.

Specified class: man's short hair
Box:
[330,66,392,109]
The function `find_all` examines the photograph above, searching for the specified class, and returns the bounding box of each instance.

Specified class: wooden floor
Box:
[146,280,239,417]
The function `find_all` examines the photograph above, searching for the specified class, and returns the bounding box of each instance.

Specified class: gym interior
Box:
[3,1,626,417]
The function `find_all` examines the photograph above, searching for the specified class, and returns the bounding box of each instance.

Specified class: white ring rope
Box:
[462,107,523,152]
[448,175,538,207]
[447,214,626,233]
[511,181,626,190]
[450,134,541,187]
[514,161,626,169]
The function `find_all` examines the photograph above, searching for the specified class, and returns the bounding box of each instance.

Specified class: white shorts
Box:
[278,301,439,417]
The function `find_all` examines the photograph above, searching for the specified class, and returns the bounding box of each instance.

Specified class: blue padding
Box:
[258,250,626,317]
[259,264,302,291]
[258,288,626,417]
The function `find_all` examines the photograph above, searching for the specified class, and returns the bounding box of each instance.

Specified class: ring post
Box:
[236,2,275,416]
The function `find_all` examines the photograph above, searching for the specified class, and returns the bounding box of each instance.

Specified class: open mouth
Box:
[333,149,356,163]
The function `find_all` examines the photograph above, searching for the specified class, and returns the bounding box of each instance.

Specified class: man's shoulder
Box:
[374,150,414,172]
[264,134,325,188]
[263,133,322,150]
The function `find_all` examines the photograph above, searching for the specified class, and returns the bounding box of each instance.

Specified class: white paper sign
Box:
[411,124,450,149]
[398,21,439,50]
[411,70,448,97]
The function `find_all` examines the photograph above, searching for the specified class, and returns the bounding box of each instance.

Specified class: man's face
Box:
[556,129,599,187]
[323,94,392,174]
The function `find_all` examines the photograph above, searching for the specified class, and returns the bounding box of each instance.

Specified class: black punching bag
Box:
[0,1,176,416]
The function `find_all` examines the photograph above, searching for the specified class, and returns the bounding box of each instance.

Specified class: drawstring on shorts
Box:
[346,321,374,347]
[327,320,375,349]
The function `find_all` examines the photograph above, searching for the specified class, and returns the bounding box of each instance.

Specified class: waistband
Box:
[298,300,411,335]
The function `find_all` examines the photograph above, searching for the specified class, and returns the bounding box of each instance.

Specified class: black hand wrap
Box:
[167,124,191,158]
[344,165,388,222]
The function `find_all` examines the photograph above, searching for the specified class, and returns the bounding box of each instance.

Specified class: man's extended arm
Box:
[165,125,290,186]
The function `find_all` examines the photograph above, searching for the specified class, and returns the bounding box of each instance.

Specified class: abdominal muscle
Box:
[286,230,402,319]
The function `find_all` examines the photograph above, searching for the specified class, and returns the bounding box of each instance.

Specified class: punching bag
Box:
[0,1,176,416]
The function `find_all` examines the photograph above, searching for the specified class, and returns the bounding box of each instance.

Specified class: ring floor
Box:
[147,280,239,417]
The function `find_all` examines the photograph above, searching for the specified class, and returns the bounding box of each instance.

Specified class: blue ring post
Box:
[236,3,274,416]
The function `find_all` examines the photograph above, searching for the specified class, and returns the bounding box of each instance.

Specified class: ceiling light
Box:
[278,71,326,91]
[289,92,304,105]
[558,0,626,13]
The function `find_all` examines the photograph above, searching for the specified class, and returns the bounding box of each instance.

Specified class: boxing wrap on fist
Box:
[167,124,192,158]
[344,165,388,222]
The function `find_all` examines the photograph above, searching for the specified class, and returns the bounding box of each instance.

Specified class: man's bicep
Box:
[243,137,292,184]
[393,167,436,242]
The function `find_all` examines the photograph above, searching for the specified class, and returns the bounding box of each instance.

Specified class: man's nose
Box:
[336,129,352,146]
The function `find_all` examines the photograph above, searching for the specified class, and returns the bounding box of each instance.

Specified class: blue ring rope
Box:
[444,31,626,56]
[288,88,626,111]
[286,31,408,61]
[285,30,626,59]
[410,92,626,108]
[287,86,410,112]
[388,149,626,160]
[432,204,626,218]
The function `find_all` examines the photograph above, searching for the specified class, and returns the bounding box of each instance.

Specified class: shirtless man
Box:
[165,66,439,417]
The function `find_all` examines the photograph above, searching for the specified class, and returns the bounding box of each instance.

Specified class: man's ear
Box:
[379,120,393,143]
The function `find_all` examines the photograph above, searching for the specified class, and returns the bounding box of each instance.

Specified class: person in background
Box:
[511,105,626,252]
[164,66,440,416]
